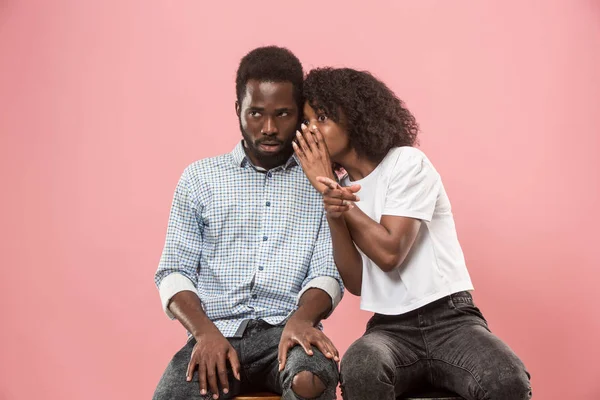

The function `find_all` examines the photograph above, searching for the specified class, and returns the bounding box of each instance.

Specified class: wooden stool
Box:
[233,392,280,400]
[400,389,463,399]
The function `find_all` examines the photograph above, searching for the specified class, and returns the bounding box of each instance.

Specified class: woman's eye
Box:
[317,115,328,122]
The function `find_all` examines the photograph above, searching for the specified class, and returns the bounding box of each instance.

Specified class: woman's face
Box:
[303,101,350,161]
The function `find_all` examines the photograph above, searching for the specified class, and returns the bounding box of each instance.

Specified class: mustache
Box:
[256,138,284,145]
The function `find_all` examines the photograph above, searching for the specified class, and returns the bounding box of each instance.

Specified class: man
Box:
[153,46,353,400]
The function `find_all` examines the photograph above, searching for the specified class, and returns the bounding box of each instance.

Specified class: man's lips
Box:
[258,142,283,152]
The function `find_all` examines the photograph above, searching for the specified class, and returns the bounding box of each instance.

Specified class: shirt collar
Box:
[230,141,299,171]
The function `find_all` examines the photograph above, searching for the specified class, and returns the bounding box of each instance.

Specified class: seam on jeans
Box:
[239,337,252,382]
[389,358,422,389]
[393,358,422,370]
[430,357,489,399]
[418,317,434,385]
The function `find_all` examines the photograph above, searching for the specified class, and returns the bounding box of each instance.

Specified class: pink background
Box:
[1,1,599,399]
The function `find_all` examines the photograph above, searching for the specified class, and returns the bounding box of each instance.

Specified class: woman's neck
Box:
[336,150,379,181]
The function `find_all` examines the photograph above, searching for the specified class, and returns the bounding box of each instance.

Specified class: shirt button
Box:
[267,172,272,178]
[266,201,271,207]
[263,236,268,241]
[252,294,257,299]
[258,266,264,271]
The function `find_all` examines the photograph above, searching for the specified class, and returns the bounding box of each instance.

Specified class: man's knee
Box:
[291,370,326,399]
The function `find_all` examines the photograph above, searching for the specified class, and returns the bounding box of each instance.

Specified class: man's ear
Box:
[235,101,240,117]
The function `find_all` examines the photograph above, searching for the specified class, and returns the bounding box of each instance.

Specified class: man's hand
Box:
[186,329,241,399]
[277,316,339,372]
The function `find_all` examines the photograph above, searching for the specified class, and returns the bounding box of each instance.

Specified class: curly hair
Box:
[236,46,304,112]
[304,68,419,163]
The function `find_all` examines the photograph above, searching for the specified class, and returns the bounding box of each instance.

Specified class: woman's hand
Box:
[293,123,336,193]
[316,176,361,218]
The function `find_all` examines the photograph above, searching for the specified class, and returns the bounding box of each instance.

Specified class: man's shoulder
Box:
[182,153,234,180]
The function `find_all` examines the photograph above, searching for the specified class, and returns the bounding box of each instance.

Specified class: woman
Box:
[293,67,531,400]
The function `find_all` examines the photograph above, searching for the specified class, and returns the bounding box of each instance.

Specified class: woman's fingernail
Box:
[312,125,317,130]
[223,389,229,394]
[301,123,307,129]
[201,389,206,395]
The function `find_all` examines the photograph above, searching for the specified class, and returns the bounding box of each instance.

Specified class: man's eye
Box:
[250,111,262,117]
[279,112,289,117]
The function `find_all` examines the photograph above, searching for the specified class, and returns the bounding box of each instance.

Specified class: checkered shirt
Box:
[155,141,343,338]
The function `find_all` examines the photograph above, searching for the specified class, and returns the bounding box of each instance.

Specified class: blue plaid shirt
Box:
[155,142,343,338]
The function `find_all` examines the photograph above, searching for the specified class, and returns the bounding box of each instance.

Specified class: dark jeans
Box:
[153,320,339,400]
[340,292,532,400]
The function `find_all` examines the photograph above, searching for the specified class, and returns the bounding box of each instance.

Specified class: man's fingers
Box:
[314,339,333,360]
[216,355,230,395]
[206,359,220,399]
[228,349,241,381]
[186,357,197,382]
[198,362,208,396]
[321,336,340,362]
[278,339,291,372]
[297,338,314,356]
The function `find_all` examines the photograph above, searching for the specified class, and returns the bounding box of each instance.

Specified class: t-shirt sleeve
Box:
[382,151,440,222]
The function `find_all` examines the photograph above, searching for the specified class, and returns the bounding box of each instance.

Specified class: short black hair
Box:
[236,46,304,111]
[304,68,419,163]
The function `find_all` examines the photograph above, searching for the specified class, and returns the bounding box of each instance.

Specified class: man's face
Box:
[236,80,299,169]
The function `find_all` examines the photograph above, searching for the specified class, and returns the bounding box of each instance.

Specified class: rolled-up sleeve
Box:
[154,167,204,319]
[298,212,344,316]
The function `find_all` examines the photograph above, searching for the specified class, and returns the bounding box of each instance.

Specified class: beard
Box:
[239,121,294,169]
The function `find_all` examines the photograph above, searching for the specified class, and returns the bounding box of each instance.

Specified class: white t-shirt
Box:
[341,146,474,315]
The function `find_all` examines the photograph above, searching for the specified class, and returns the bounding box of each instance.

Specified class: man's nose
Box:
[261,116,278,135]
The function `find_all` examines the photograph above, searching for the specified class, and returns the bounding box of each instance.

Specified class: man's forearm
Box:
[168,290,220,339]
[290,288,333,326]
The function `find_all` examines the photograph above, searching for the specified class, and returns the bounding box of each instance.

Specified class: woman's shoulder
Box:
[387,146,427,160]
[383,146,430,171]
